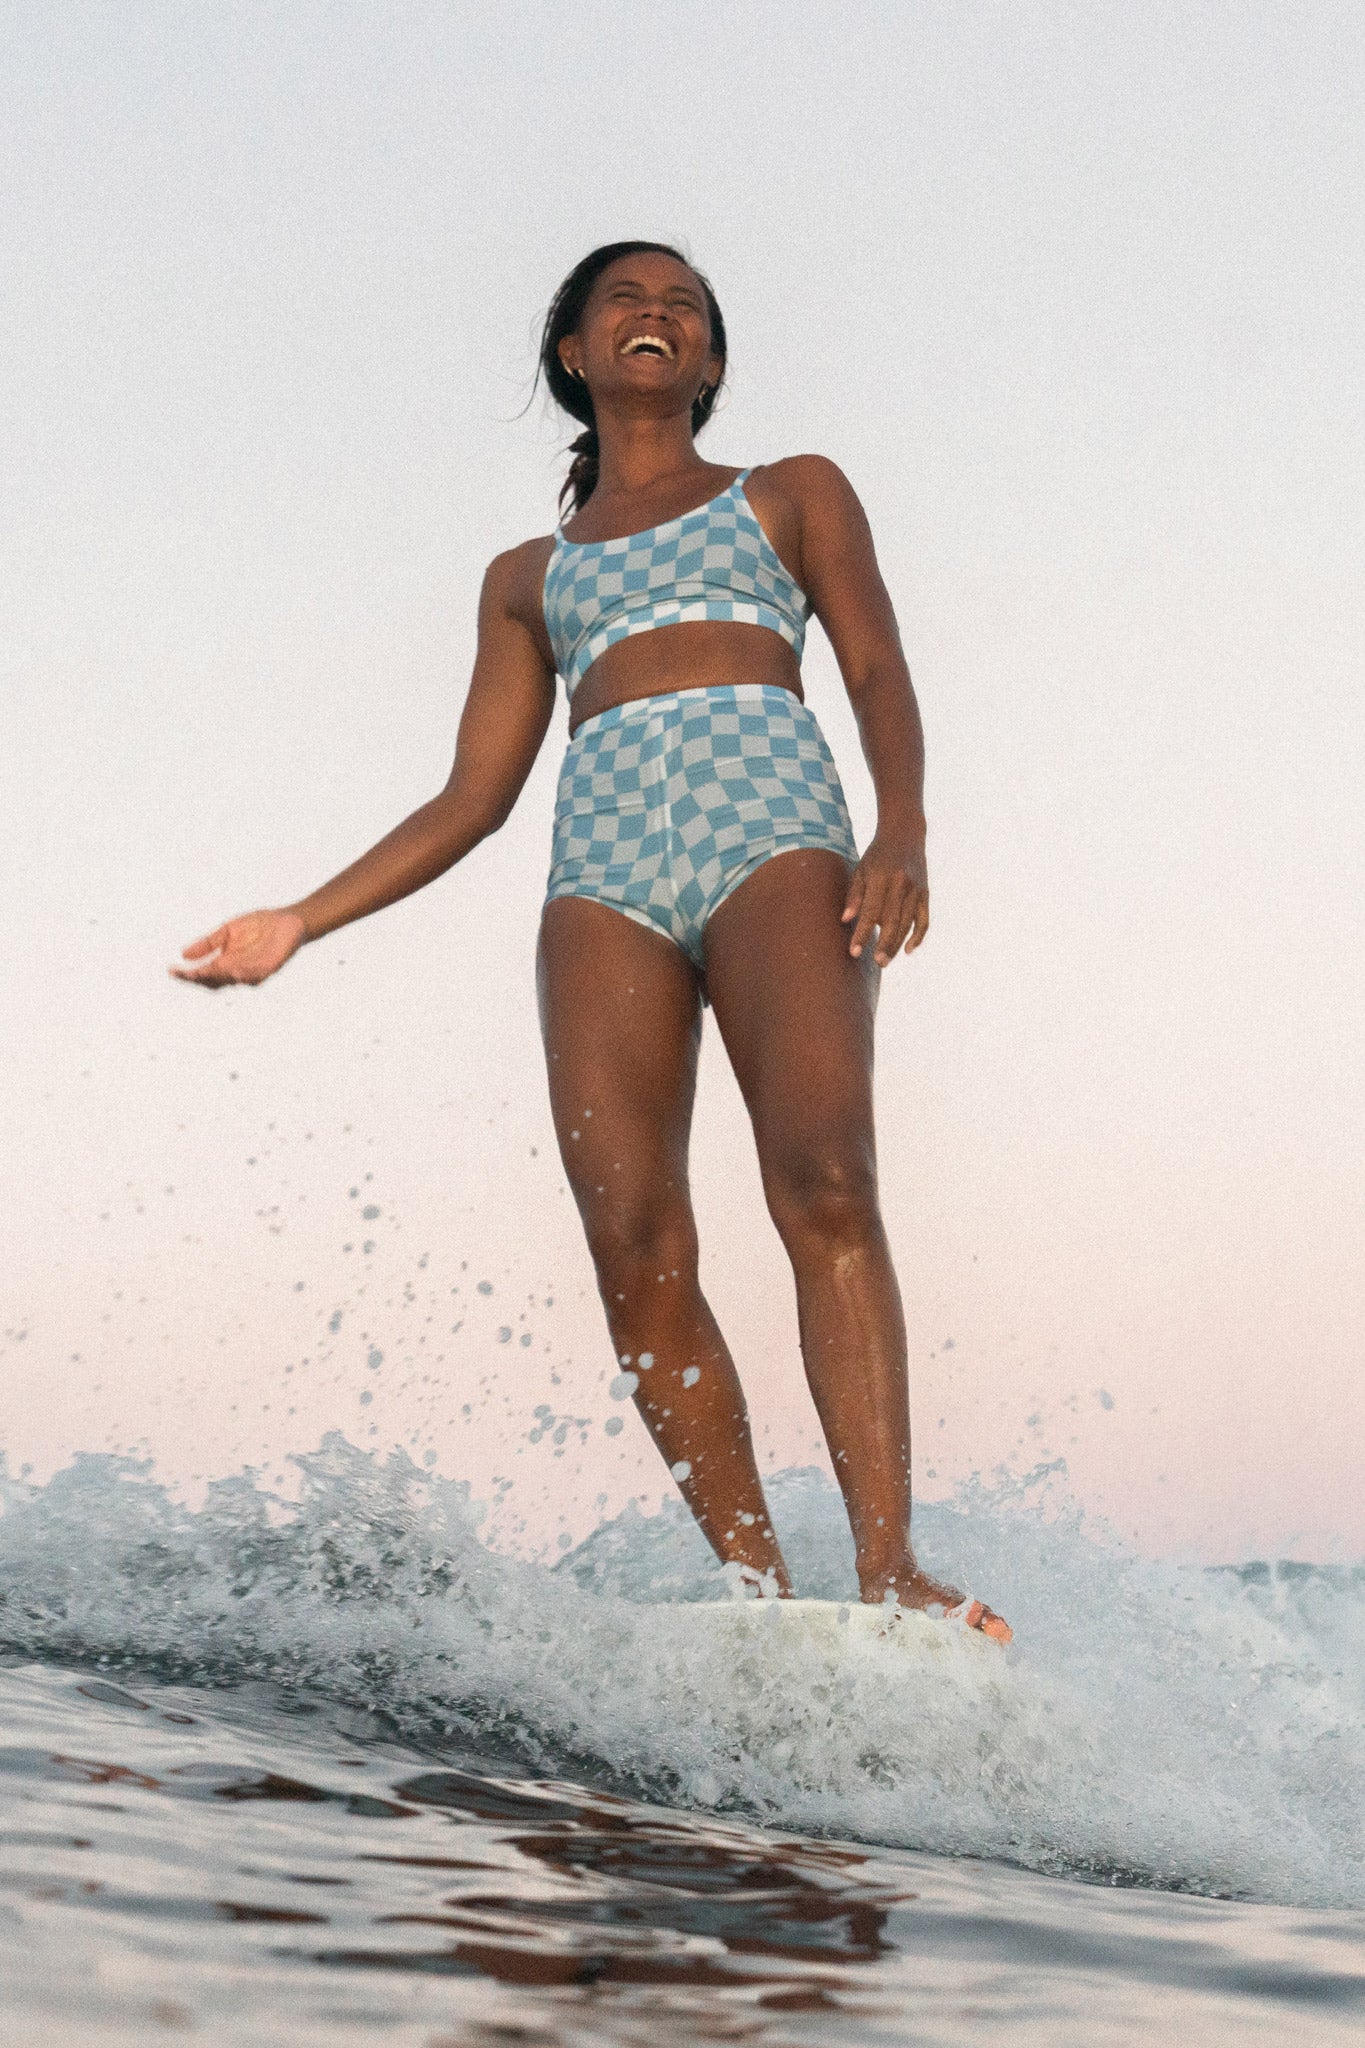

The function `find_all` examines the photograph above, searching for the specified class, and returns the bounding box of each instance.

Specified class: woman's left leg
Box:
[704,846,1007,1634]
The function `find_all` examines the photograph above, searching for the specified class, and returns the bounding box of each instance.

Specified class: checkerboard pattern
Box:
[543,472,810,695]
[546,684,858,968]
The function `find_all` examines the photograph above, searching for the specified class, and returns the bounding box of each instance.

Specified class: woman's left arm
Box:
[783,455,928,966]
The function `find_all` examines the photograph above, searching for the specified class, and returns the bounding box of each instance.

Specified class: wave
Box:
[1,1437,1360,1909]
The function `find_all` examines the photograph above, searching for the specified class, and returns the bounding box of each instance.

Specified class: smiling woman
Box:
[172,238,1009,1642]
[539,241,730,523]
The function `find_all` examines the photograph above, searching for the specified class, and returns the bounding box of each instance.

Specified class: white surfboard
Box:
[639,1596,1002,1663]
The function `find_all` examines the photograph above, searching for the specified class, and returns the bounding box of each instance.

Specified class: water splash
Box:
[0,1438,1360,1908]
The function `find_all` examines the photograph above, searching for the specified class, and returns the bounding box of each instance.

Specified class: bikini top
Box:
[542,468,810,697]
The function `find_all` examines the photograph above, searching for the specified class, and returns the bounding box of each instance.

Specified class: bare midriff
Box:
[567,620,804,738]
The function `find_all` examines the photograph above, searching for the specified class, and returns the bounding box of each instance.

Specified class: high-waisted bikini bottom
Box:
[545,682,858,970]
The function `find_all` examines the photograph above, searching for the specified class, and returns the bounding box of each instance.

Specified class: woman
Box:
[175,240,1010,1642]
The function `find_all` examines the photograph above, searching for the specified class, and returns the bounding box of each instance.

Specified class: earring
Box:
[697,383,712,405]
[569,366,585,382]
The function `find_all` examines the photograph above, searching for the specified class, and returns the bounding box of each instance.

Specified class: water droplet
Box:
[670,1459,692,1482]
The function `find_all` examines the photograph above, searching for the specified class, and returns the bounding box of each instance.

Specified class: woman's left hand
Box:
[842,832,929,966]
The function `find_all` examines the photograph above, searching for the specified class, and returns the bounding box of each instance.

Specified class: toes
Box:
[955,1597,1014,1643]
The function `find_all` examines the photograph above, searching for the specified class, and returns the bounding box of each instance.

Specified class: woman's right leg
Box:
[537,894,790,1590]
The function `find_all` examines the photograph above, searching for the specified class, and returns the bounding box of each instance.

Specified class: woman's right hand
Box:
[170,908,307,990]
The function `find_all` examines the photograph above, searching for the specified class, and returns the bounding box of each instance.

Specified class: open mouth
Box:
[620,334,675,360]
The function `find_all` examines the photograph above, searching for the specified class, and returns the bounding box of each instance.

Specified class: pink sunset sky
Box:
[4,2,1362,1562]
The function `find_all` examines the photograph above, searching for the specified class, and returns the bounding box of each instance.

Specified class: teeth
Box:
[621,334,674,358]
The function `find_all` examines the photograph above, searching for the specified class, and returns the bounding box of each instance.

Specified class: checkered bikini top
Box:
[543,469,810,697]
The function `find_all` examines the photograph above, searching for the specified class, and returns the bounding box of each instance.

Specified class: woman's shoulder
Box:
[744,458,867,565]
[481,531,558,620]
[750,453,859,505]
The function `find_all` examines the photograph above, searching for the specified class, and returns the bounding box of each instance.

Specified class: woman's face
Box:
[558,251,722,419]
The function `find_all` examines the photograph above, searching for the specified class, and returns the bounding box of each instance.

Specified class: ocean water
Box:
[0,1442,1361,2045]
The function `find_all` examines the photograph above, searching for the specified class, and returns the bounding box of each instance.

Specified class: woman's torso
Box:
[513,462,810,735]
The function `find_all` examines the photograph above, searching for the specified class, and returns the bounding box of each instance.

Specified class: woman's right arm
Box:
[173,545,556,989]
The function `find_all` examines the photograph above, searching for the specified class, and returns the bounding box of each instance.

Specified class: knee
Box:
[578,1178,697,1284]
[763,1146,881,1253]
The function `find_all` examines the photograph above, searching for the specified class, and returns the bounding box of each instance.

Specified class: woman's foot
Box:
[861,1558,1012,1643]
[723,1559,792,1600]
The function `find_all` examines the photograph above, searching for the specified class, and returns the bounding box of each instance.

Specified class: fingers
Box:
[843,865,884,960]
[173,951,264,988]
[843,866,928,966]
[871,875,911,966]
[876,896,912,963]
[894,886,929,958]
[169,924,227,989]
[169,909,303,990]
[169,962,227,988]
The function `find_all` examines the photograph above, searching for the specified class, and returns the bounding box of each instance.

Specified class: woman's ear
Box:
[558,338,582,380]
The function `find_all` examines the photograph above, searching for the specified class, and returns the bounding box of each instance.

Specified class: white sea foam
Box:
[0,1439,1360,1910]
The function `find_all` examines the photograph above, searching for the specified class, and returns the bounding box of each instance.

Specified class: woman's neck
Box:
[591,411,707,499]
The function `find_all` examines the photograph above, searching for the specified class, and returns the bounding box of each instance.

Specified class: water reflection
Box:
[314,1767,907,2000]
[0,1668,1359,2047]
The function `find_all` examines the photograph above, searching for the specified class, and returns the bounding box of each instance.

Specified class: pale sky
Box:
[4,1,1363,1560]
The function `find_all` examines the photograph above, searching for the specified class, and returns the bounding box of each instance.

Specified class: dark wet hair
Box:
[538,240,728,515]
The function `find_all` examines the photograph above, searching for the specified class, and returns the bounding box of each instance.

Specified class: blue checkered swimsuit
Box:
[542,470,858,969]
